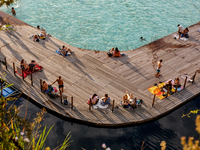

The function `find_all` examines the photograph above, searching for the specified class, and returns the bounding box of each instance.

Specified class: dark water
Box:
[10,95,200,150]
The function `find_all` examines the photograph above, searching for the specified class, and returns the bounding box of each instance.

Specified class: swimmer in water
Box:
[140,37,146,41]
[11,7,16,16]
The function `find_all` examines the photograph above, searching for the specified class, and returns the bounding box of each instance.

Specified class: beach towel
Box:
[15,65,43,78]
[93,99,109,109]
[55,50,70,56]
[173,34,188,41]
[148,79,184,100]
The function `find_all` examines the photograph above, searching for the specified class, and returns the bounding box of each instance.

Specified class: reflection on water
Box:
[11,95,200,149]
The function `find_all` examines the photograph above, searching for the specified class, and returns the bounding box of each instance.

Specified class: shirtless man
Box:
[155,59,163,78]
[11,7,16,16]
[177,24,184,39]
[52,76,64,93]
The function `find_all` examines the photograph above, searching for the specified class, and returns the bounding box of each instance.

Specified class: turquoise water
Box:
[0,0,200,51]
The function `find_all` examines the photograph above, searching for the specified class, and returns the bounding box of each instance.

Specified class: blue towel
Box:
[0,87,14,97]
[55,50,70,56]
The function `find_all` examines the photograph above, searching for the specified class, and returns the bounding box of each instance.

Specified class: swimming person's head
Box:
[177,24,180,27]
[12,7,14,10]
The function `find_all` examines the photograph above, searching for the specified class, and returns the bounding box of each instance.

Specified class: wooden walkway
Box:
[0,11,200,127]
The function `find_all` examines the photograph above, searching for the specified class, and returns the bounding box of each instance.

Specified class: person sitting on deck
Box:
[59,45,73,57]
[110,47,122,57]
[177,24,184,39]
[42,81,53,94]
[90,94,99,105]
[162,80,174,96]
[37,25,40,30]
[101,94,111,106]
[28,60,40,72]
[20,59,28,71]
[173,77,181,88]
[182,27,189,38]
[33,35,39,42]
[122,91,130,108]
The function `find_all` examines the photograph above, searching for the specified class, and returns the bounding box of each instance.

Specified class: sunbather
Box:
[42,81,53,94]
[37,25,40,30]
[89,94,99,105]
[173,77,181,88]
[20,59,28,71]
[28,60,40,72]
[110,47,122,57]
[122,91,130,108]
[33,35,39,42]
[101,94,110,106]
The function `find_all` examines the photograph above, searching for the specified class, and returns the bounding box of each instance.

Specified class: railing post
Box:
[112,100,115,113]
[166,86,170,98]
[192,72,197,84]
[40,79,42,92]
[30,73,33,86]
[60,91,62,103]
[152,94,156,107]
[4,58,7,70]
[71,96,73,109]
[89,98,92,111]
[1,79,2,98]
[22,69,24,80]
[13,62,16,76]
[184,76,187,88]
[133,97,137,109]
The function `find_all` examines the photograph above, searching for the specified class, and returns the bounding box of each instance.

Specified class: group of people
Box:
[32,25,50,42]
[58,45,73,57]
[42,76,64,94]
[177,24,189,39]
[107,47,124,57]
[20,59,41,72]
[154,77,182,96]
[89,94,110,106]
[122,91,142,108]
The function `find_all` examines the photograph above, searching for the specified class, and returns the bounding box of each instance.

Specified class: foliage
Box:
[0,0,18,7]
[181,115,200,150]
[182,109,200,118]
[0,24,15,31]
[0,95,72,150]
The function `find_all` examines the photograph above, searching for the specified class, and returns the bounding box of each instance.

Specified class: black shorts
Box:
[59,84,64,88]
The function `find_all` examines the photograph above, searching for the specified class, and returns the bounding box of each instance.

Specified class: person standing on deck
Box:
[11,7,16,16]
[155,59,163,78]
[52,76,64,93]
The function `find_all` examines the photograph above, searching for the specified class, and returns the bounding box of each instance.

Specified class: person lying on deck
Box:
[28,60,40,72]
[101,94,110,106]
[42,81,53,94]
[33,35,39,42]
[20,59,28,71]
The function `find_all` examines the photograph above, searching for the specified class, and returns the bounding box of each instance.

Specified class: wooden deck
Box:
[0,11,200,127]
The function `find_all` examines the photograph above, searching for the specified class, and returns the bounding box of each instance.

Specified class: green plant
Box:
[0,95,72,150]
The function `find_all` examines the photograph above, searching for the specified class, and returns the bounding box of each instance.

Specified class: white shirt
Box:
[179,25,184,32]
